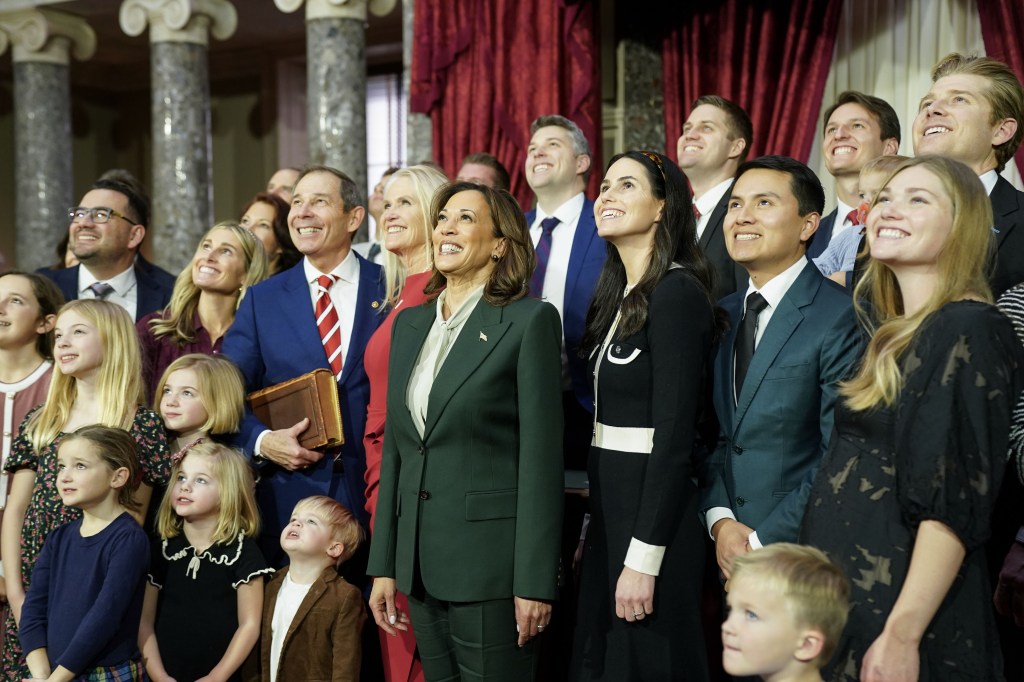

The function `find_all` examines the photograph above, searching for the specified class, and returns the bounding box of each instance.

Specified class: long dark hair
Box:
[580,150,724,355]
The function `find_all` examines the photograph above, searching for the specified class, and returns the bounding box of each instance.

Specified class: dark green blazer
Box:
[366,295,564,603]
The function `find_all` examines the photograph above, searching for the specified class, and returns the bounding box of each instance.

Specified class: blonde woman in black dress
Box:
[801,156,1024,681]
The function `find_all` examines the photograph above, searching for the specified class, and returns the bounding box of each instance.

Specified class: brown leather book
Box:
[247,369,345,450]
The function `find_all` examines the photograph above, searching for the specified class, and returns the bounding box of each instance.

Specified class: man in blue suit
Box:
[809,91,900,260]
[524,115,604,679]
[41,179,175,321]
[701,156,863,581]
[223,165,385,563]
[524,114,605,470]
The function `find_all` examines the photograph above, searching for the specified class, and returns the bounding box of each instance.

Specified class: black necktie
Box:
[734,291,769,401]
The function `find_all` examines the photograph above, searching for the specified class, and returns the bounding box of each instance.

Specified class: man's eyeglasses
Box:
[68,207,133,224]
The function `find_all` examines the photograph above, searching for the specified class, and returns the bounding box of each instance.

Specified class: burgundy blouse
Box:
[137,311,223,407]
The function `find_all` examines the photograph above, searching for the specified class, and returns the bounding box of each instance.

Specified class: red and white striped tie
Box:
[315,275,344,378]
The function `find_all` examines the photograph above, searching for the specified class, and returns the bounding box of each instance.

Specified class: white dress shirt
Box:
[302,251,360,366]
[980,169,999,196]
[693,178,734,241]
[830,197,858,241]
[707,257,809,549]
[78,264,138,320]
[530,192,585,390]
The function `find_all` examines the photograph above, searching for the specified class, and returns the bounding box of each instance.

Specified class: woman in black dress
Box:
[800,155,1024,681]
[571,151,723,681]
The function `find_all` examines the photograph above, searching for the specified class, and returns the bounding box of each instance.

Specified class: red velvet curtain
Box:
[662,0,843,165]
[410,0,601,208]
[977,0,1024,172]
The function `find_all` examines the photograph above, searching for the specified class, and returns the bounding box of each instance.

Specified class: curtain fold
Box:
[807,0,995,212]
[662,0,843,164]
[411,0,601,208]
[978,0,1024,173]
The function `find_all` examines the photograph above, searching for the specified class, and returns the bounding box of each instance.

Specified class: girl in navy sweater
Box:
[20,425,149,681]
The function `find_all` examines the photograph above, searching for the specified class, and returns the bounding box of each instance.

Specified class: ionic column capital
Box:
[274,0,396,22]
[0,9,96,65]
[119,0,237,45]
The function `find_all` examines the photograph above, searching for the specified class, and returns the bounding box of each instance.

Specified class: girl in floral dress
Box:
[0,300,170,680]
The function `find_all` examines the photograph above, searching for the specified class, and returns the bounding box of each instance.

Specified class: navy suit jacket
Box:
[990,176,1024,296]
[525,197,606,412]
[39,256,176,321]
[223,255,386,539]
[698,183,747,301]
[806,208,837,260]
[702,264,863,544]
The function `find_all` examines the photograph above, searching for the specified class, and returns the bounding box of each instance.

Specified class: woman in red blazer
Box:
[362,164,448,682]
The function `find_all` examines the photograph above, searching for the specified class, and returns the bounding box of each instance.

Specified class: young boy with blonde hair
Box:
[260,496,366,682]
[814,154,910,287]
[722,543,849,682]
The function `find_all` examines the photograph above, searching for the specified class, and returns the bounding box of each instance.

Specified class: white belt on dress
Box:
[591,423,654,454]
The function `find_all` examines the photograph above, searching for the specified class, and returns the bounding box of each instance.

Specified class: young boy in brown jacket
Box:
[261,496,365,682]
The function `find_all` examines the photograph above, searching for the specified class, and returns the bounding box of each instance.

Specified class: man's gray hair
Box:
[530,115,591,157]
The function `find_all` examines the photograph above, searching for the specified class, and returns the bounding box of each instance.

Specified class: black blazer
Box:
[806,208,837,260]
[698,183,747,301]
[39,256,176,321]
[990,176,1024,296]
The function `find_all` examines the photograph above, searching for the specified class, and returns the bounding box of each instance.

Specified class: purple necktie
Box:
[530,216,560,297]
[88,282,115,299]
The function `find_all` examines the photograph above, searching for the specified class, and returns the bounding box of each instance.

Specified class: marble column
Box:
[276,0,395,202]
[0,10,95,270]
[619,38,665,153]
[403,0,431,164]
[119,0,237,272]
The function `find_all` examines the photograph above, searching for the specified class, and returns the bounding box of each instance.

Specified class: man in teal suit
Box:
[701,156,863,581]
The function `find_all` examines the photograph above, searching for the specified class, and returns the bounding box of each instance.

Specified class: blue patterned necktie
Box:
[88,282,115,300]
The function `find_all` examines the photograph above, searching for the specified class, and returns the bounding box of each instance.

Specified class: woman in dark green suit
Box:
[367,182,564,681]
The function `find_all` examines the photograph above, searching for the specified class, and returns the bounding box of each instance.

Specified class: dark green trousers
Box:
[407,593,538,681]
